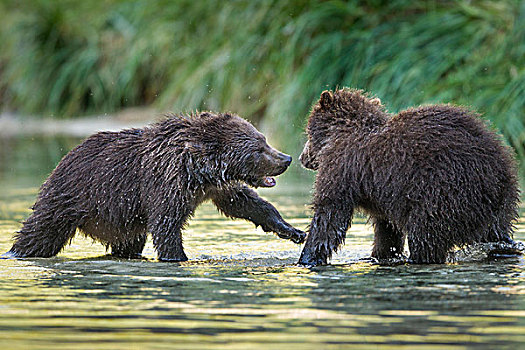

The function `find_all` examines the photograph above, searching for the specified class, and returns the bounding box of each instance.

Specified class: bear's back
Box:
[383,104,505,159]
[44,129,147,196]
[370,104,517,217]
[389,104,483,137]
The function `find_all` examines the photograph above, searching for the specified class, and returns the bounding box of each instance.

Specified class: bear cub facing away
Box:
[7,112,305,261]
[298,88,520,266]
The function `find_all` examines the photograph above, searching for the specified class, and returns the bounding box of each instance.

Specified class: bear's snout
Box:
[299,141,317,170]
[265,151,291,177]
[246,149,292,188]
[278,153,292,168]
[260,145,291,171]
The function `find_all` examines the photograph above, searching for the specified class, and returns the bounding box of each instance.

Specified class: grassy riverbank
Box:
[0,1,523,172]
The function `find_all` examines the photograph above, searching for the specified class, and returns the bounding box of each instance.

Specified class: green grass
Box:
[0,0,523,175]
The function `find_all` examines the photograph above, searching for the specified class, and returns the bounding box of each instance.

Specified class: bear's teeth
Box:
[263,177,276,187]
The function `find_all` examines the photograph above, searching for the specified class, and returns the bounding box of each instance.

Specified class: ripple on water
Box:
[1,156,525,348]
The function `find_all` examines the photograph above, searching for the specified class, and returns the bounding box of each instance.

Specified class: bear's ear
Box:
[369,97,381,106]
[319,90,334,109]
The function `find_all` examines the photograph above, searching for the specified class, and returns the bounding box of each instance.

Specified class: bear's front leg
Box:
[298,166,357,266]
[211,185,306,244]
[298,195,354,266]
[148,210,192,262]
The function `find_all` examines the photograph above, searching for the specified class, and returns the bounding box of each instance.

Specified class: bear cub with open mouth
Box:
[7,112,305,261]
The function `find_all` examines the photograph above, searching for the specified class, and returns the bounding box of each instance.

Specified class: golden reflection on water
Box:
[1,183,525,349]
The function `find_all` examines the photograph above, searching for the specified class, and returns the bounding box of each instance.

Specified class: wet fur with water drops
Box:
[298,88,520,266]
[6,112,305,261]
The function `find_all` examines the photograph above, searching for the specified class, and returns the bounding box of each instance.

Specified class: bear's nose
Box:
[281,154,292,167]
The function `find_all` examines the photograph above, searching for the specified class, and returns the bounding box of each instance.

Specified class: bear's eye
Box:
[255,134,267,143]
[251,150,262,163]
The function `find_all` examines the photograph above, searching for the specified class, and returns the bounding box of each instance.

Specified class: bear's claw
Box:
[277,227,306,244]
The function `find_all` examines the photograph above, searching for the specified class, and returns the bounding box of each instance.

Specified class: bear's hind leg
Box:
[80,218,148,259]
[111,233,147,259]
[481,221,524,257]
[477,188,522,256]
[7,212,77,258]
[484,207,516,244]
[371,218,405,261]
[407,229,450,264]
[471,204,523,258]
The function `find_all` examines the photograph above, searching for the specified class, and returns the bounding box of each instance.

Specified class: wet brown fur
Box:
[298,88,520,265]
[7,112,305,261]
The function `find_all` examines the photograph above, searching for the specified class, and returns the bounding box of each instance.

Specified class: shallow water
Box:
[1,135,525,349]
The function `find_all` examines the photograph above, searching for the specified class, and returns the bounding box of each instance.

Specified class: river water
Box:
[1,135,524,349]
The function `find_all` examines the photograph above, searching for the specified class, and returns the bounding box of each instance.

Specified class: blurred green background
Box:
[0,0,523,174]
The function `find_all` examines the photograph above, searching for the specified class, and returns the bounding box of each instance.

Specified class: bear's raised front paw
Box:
[276,226,306,244]
[291,229,307,244]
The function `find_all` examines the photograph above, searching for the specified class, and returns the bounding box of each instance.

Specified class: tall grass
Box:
[0,0,523,174]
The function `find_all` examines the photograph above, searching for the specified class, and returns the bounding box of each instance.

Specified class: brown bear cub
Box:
[298,88,520,266]
[7,112,305,261]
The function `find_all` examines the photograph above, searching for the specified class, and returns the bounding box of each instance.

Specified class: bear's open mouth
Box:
[247,176,277,188]
[261,176,276,187]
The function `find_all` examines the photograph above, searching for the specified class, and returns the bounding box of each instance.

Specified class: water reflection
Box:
[0,135,524,349]
[2,256,525,348]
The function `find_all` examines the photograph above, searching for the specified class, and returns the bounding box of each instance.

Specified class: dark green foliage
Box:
[0,0,523,174]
